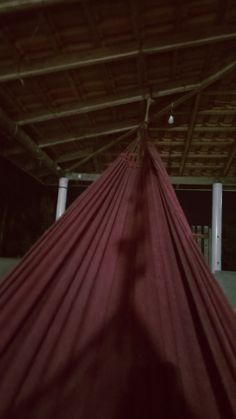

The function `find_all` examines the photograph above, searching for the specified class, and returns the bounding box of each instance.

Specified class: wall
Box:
[0,156,56,257]
[0,158,235,270]
[177,190,236,271]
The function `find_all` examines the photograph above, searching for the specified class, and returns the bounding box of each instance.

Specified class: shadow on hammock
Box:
[4,154,195,419]
[4,309,193,419]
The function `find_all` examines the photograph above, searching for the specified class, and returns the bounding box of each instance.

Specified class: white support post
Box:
[211,182,222,273]
[56,177,69,220]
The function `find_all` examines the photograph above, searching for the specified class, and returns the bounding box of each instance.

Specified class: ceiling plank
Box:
[81,0,118,122]
[1,27,236,82]
[129,0,147,92]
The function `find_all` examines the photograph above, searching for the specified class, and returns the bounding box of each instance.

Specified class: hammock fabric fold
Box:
[0,143,235,419]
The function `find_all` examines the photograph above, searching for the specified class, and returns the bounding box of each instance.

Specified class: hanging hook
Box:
[144,96,152,125]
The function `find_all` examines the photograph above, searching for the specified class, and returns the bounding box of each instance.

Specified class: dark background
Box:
[0,157,235,270]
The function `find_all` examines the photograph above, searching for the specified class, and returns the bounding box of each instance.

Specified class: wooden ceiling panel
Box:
[0,0,235,185]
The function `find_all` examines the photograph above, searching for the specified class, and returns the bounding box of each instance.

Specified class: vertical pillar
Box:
[211,182,222,273]
[56,177,69,220]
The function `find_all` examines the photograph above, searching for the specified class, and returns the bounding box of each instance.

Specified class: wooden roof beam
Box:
[39,120,139,148]
[17,95,236,128]
[56,149,92,163]
[151,58,236,121]
[0,0,74,14]
[150,127,236,132]
[154,140,233,147]
[17,82,198,125]
[203,90,236,95]
[223,143,236,176]
[195,109,236,115]
[67,172,236,185]
[0,107,62,176]
[41,133,235,149]
[67,127,137,171]
[0,27,236,82]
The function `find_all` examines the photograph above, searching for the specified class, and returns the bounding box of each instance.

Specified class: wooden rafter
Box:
[81,0,117,122]
[39,120,138,148]
[150,127,236,133]
[0,107,61,176]
[67,172,236,186]
[129,0,146,88]
[179,93,201,175]
[151,58,236,121]
[223,142,236,176]
[67,127,137,171]
[38,122,236,149]
[0,2,236,183]
[0,27,236,82]
[0,0,72,14]
[56,149,91,163]
[17,60,236,125]
[17,82,199,125]
[216,0,229,24]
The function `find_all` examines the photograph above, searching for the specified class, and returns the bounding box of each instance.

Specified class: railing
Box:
[192,225,211,266]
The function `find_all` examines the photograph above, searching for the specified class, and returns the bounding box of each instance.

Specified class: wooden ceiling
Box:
[0,0,236,186]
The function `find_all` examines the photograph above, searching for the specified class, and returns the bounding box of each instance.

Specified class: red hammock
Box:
[0,143,235,419]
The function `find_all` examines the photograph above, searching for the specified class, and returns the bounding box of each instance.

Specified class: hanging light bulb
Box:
[168,114,174,124]
[168,103,174,124]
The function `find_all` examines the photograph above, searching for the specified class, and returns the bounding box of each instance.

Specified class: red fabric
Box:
[0,144,235,419]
